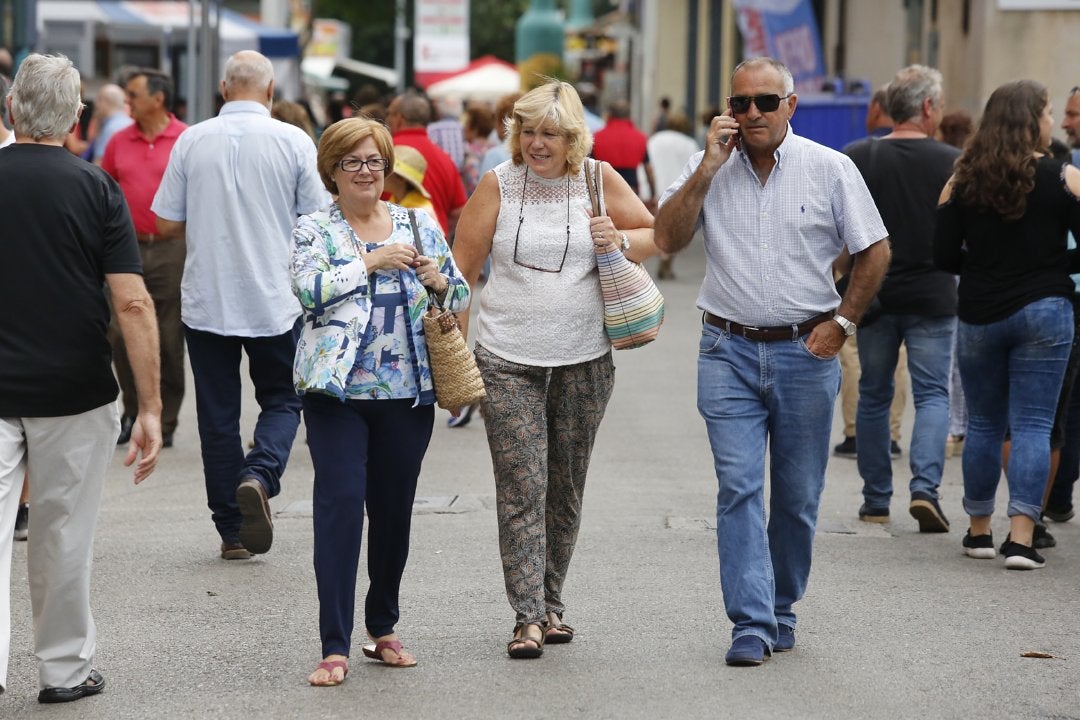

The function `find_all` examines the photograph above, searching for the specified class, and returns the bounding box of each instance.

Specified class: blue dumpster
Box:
[791,94,870,151]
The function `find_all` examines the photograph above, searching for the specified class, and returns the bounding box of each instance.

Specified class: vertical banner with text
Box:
[414,0,470,87]
[733,0,826,94]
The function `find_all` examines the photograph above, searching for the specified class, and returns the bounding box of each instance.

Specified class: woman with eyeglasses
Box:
[934,80,1080,570]
[452,81,656,658]
[289,117,470,685]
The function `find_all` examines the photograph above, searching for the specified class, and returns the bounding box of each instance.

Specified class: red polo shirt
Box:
[101,115,187,235]
[391,127,467,236]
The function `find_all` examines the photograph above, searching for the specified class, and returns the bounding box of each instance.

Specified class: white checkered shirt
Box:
[660,127,886,327]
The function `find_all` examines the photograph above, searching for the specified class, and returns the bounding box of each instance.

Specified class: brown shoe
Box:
[220,541,252,560]
[236,478,273,554]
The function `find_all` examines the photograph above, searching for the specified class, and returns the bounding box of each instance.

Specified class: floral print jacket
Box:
[290,201,470,404]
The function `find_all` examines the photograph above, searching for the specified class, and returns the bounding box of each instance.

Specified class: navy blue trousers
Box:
[184,322,302,543]
[303,393,433,658]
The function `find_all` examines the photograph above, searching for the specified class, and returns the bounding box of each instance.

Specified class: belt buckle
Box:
[741,325,760,339]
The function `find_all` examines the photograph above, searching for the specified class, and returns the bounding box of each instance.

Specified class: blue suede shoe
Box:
[774,624,796,652]
[725,635,770,666]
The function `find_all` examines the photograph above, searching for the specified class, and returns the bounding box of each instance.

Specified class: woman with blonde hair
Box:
[290,117,470,684]
[935,80,1080,570]
[453,80,656,657]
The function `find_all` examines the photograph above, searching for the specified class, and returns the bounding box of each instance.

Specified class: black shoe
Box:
[162,434,174,448]
[833,436,857,458]
[890,441,902,458]
[116,415,135,445]
[236,477,273,554]
[13,503,28,541]
[858,503,889,523]
[1002,540,1045,570]
[962,530,995,559]
[1033,522,1056,549]
[38,669,105,703]
[1043,505,1075,523]
[909,491,949,532]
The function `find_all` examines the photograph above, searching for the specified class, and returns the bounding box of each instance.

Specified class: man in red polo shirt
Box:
[592,99,656,210]
[387,92,467,239]
[102,68,188,448]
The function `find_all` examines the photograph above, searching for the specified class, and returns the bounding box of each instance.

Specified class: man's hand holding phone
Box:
[702,110,741,176]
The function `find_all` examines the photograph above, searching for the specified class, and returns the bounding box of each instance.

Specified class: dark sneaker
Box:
[13,503,28,541]
[890,441,902,458]
[1002,540,1045,570]
[774,624,796,652]
[909,491,950,533]
[725,635,770,666]
[962,530,995,559]
[1043,505,1074,523]
[1032,523,1056,549]
[236,477,273,554]
[833,436,857,458]
[858,503,890,523]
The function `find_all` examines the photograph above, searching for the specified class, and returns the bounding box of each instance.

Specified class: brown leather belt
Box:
[136,232,167,243]
[704,311,834,341]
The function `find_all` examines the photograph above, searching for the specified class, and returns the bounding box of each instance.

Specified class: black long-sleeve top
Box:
[934,156,1080,324]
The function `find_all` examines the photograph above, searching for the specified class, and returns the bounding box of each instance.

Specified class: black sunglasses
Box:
[727,94,792,114]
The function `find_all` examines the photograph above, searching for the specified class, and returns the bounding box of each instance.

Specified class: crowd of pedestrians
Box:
[2,45,1080,705]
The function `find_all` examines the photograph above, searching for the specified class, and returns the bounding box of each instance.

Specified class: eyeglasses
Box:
[512,170,570,273]
[727,94,792,114]
[337,157,389,173]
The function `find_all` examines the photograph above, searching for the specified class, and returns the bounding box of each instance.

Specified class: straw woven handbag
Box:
[407,210,486,410]
[584,159,665,350]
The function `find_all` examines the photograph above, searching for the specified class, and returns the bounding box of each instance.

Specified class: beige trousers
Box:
[839,335,908,441]
[0,402,117,692]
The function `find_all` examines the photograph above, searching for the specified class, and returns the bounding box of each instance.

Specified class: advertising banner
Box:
[414,0,469,86]
[733,0,826,94]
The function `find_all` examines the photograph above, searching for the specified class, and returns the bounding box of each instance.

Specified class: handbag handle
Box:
[585,158,605,217]
[407,209,442,311]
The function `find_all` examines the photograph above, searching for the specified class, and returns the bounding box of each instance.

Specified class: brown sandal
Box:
[309,659,348,687]
[507,622,545,659]
[545,612,575,644]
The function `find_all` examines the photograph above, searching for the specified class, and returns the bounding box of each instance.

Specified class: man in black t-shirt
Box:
[843,64,960,534]
[0,53,162,704]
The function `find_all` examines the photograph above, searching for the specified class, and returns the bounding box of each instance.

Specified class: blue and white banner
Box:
[733,0,826,94]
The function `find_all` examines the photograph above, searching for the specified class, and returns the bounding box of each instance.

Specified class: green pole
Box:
[516,0,565,90]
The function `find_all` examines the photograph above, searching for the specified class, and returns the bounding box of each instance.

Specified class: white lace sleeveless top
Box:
[474,161,609,366]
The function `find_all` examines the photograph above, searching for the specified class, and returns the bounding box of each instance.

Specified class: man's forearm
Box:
[117,300,163,415]
[654,169,711,254]
[837,239,891,324]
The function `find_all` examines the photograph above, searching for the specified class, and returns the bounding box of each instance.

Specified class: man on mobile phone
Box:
[655,57,890,667]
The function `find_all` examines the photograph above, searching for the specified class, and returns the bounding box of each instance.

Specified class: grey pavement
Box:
[6,238,1080,719]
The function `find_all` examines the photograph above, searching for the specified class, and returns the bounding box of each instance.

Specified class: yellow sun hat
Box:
[392,145,431,199]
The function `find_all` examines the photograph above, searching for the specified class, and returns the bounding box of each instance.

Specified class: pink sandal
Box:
[362,639,418,667]
[309,659,348,687]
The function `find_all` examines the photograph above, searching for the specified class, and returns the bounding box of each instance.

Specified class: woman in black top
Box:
[934,79,1080,570]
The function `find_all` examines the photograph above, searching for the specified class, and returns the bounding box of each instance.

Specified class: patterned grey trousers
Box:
[474,345,615,626]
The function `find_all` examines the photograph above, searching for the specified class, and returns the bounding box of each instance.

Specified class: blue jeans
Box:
[958,297,1074,521]
[185,322,303,542]
[697,324,840,649]
[855,314,956,508]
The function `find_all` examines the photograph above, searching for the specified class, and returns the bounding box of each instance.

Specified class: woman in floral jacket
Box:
[290,117,469,686]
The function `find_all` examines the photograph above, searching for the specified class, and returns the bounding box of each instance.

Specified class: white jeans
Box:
[0,402,118,692]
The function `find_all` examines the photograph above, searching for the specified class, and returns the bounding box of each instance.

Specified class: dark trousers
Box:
[303,393,433,658]
[109,238,186,434]
[184,321,302,543]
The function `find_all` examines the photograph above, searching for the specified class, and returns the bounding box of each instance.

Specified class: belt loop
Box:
[791,323,799,342]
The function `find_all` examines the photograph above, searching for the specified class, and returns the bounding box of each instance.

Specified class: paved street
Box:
[6,239,1080,719]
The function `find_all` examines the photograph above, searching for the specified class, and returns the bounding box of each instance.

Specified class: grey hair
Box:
[732,57,795,95]
[223,50,273,94]
[885,65,943,124]
[8,53,82,141]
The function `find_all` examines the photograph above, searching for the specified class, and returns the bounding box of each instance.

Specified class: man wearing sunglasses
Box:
[655,57,890,667]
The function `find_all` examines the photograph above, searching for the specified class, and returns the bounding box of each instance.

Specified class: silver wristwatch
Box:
[834,314,856,336]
